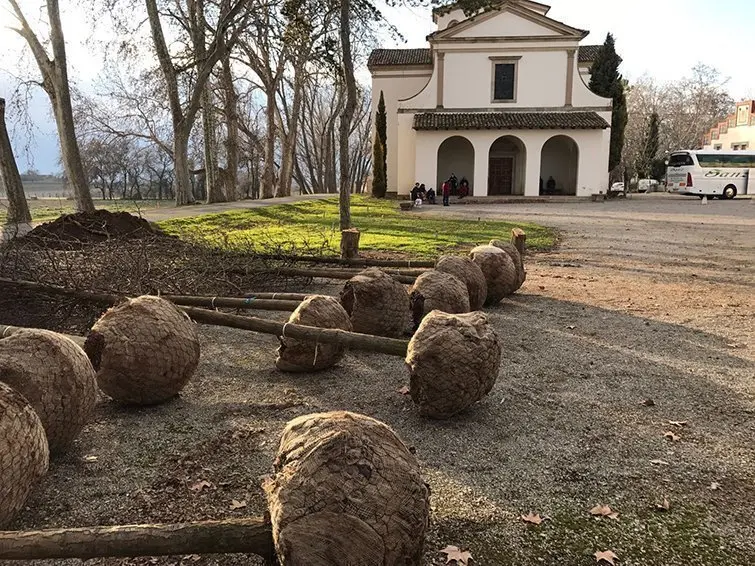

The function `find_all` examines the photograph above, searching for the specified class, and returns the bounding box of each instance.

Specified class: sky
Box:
[0,0,751,174]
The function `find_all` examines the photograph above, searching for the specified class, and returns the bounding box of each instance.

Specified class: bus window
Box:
[668,153,694,167]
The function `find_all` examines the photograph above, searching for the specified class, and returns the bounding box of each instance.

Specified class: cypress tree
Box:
[372,137,386,198]
[641,112,660,177]
[589,34,627,172]
[375,91,387,194]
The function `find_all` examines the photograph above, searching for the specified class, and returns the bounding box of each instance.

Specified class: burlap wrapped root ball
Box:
[405,310,501,418]
[264,411,430,566]
[339,267,410,338]
[84,295,200,405]
[276,295,353,372]
[0,382,49,528]
[469,245,519,305]
[489,239,526,290]
[409,270,470,329]
[0,329,98,454]
[435,255,488,310]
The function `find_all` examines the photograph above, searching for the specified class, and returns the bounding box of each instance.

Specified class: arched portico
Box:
[488,136,526,195]
[540,135,579,195]
[436,136,474,192]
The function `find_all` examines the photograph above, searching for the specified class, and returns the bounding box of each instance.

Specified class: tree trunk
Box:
[338,0,357,230]
[173,129,194,205]
[277,70,305,197]
[340,228,360,259]
[221,54,239,200]
[203,87,224,204]
[0,98,31,224]
[262,84,277,199]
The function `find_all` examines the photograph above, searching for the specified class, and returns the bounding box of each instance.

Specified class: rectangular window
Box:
[668,152,694,167]
[493,63,516,101]
[714,144,722,150]
[697,153,755,168]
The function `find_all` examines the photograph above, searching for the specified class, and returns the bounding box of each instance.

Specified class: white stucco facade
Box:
[702,100,755,151]
[368,0,613,197]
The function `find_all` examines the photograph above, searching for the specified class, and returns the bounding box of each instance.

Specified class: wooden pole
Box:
[0,278,302,312]
[511,228,526,257]
[255,254,435,269]
[0,517,274,561]
[271,266,417,284]
[182,306,409,357]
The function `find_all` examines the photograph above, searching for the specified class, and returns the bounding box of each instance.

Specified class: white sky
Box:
[0,0,751,173]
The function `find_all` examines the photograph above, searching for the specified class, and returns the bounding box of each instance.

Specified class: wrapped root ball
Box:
[489,239,526,290]
[339,267,410,338]
[84,296,200,405]
[264,411,430,566]
[469,245,518,304]
[0,382,49,528]
[0,329,97,454]
[435,255,488,310]
[276,295,353,372]
[409,270,470,330]
[405,311,501,418]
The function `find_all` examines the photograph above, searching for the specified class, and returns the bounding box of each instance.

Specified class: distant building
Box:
[702,101,755,151]
[367,0,613,198]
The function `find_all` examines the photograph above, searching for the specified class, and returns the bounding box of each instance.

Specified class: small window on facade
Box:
[714,144,722,150]
[447,19,458,28]
[493,63,516,102]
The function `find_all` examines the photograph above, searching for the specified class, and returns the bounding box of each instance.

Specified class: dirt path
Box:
[3,194,754,566]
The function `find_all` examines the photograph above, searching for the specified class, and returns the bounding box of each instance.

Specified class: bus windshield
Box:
[668,153,694,167]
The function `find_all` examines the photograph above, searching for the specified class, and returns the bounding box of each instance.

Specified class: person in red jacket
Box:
[442,180,450,206]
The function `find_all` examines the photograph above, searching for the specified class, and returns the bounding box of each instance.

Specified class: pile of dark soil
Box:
[22,210,166,247]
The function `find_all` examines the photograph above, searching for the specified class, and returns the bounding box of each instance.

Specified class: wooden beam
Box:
[0,517,274,561]
[511,228,526,257]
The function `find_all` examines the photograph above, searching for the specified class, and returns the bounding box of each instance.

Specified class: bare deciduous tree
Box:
[0,98,32,224]
[6,0,95,213]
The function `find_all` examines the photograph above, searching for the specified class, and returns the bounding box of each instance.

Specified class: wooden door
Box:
[488,157,514,195]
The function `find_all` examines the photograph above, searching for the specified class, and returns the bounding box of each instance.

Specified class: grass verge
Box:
[157,196,557,257]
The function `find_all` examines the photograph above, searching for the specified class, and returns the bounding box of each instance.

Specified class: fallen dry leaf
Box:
[590,504,619,520]
[520,512,545,525]
[664,431,680,442]
[83,455,98,462]
[538,285,546,290]
[668,420,687,427]
[655,497,670,511]
[567,325,576,330]
[650,459,670,466]
[230,499,247,510]
[440,545,472,565]
[710,482,721,491]
[641,398,655,407]
[397,385,410,395]
[189,480,212,493]
[594,549,618,565]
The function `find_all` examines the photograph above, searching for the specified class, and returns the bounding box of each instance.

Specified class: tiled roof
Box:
[368,46,605,69]
[413,111,610,131]
[577,44,601,63]
[367,48,433,68]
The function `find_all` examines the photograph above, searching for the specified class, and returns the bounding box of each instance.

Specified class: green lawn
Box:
[0,198,162,224]
[158,196,557,258]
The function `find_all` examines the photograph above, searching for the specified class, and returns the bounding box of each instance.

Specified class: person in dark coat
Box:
[458,177,470,199]
[410,183,420,201]
[426,187,436,204]
[449,173,458,196]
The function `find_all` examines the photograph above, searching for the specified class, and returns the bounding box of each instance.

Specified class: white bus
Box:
[666,150,755,199]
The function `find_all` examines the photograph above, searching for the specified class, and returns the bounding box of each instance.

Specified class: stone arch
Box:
[436,136,474,194]
[488,135,526,196]
[540,135,579,196]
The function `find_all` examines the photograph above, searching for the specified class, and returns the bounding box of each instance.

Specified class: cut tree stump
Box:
[0,517,274,561]
[511,228,526,257]
[340,228,361,259]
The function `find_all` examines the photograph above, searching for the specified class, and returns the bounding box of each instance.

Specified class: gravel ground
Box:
[3,194,754,566]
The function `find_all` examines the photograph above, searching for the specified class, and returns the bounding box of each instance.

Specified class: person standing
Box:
[449,173,458,196]
[442,179,451,206]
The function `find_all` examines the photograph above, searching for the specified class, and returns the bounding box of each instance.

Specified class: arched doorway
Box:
[436,136,474,194]
[540,136,579,195]
[488,136,526,196]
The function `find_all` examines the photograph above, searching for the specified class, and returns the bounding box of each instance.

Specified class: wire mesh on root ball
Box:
[434,255,488,311]
[84,295,201,405]
[469,244,519,305]
[339,267,411,338]
[409,270,470,330]
[405,310,501,419]
[489,239,526,291]
[0,382,49,528]
[276,295,353,372]
[0,329,98,454]
[263,411,430,566]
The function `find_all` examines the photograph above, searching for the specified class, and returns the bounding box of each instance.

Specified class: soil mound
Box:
[23,210,164,246]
